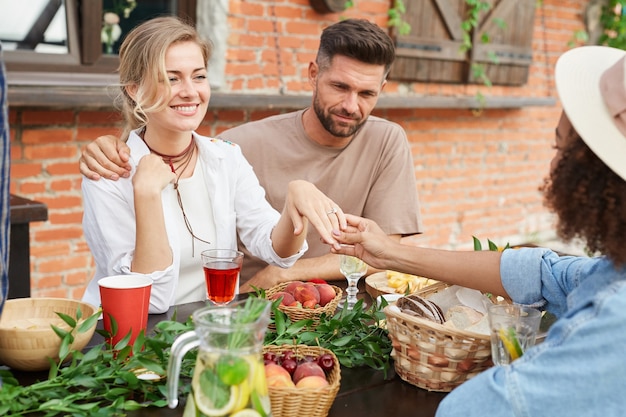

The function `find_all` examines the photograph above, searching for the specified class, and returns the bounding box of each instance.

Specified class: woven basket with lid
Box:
[384,282,493,392]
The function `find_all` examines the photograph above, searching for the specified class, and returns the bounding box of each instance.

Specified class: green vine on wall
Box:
[598,1,626,48]
[460,0,510,107]
[387,0,411,35]
[460,1,544,109]
[343,0,411,35]
[571,1,626,49]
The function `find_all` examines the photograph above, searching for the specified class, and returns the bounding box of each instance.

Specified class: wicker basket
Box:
[263,344,341,417]
[265,282,342,327]
[384,282,493,392]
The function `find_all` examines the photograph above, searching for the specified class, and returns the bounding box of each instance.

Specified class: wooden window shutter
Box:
[388,0,536,86]
[469,0,536,85]
[389,0,467,83]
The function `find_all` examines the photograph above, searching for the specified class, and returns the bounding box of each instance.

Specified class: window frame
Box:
[4,0,197,75]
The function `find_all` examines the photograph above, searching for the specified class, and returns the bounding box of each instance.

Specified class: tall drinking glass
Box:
[201,249,244,306]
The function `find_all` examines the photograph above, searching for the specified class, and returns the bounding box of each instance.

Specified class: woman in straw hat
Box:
[332,45,626,416]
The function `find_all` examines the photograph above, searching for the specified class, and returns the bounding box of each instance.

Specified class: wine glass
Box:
[201,249,244,306]
[338,255,368,310]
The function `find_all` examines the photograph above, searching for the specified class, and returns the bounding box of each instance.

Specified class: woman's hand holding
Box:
[331,214,399,271]
[284,180,346,249]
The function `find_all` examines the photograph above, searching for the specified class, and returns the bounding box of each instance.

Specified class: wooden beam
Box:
[7,83,556,110]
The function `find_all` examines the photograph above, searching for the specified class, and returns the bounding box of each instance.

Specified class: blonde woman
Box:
[81,17,345,313]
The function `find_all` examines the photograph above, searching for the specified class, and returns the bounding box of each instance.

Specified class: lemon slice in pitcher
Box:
[193,369,238,416]
[233,379,251,412]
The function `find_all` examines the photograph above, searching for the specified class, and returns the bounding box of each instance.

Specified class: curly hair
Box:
[542,128,626,266]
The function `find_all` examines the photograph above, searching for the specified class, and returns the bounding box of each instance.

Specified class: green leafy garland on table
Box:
[0,292,392,416]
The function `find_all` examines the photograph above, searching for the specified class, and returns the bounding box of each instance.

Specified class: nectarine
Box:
[296,375,329,388]
[293,283,320,308]
[268,291,296,307]
[284,281,304,295]
[316,284,336,307]
[265,363,295,388]
[292,361,325,384]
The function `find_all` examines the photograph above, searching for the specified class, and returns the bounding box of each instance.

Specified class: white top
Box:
[81,131,307,313]
[170,161,214,303]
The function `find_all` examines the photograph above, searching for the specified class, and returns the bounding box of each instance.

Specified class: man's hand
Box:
[79,135,132,180]
[239,265,286,293]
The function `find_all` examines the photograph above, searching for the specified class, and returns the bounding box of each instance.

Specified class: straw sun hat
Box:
[555,45,626,182]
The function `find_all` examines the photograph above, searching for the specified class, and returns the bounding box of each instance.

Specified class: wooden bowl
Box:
[0,298,98,371]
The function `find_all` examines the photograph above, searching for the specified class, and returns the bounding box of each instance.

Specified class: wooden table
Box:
[138,299,448,417]
[10,281,448,416]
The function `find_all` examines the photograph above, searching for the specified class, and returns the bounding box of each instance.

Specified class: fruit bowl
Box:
[0,298,98,371]
[263,344,341,417]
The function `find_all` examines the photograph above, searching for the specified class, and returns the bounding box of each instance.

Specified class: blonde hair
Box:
[116,16,212,140]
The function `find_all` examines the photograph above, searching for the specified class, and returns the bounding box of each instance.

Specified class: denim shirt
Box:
[436,247,626,417]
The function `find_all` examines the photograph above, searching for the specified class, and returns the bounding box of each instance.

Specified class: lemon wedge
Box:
[192,369,238,416]
[249,358,271,416]
[233,379,251,412]
[498,327,523,360]
[250,390,271,417]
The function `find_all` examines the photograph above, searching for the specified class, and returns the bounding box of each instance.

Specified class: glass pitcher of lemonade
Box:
[166,298,272,417]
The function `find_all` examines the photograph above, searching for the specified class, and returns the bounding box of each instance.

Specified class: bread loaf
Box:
[396,294,445,324]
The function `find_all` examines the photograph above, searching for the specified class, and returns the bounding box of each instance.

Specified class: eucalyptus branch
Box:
[0,311,195,417]
[261,294,393,376]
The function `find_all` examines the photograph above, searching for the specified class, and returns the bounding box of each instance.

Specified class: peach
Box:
[292,361,325,384]
[265,363,295,388]
[284,281,304,295]
[316,284,336,306]
[296,375,329,389]
[293,283,320,307]
[268,291,296,307]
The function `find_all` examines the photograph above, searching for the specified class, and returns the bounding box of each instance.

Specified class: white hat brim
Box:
[555,46,626,182]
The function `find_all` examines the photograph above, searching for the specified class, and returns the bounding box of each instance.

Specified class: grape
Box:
[317,353,335,372]
[263,352,278,365]
[281,358,298,375]
[281,350,295,362]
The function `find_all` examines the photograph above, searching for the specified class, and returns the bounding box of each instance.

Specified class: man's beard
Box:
[313,95,365,138]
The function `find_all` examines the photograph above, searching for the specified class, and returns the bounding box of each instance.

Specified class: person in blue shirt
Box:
[332,45,626,416]
[0,42,10,317]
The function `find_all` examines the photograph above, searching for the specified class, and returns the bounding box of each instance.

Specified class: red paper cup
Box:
[98,275,152,347]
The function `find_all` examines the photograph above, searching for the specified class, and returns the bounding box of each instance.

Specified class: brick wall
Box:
[8,0,586,299]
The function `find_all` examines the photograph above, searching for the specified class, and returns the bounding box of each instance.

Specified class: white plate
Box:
[375,293,402,307]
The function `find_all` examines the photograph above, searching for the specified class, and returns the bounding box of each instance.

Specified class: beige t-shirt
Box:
[219,109,422,283]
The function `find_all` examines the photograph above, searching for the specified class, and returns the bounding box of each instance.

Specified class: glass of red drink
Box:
[201,249,244,306]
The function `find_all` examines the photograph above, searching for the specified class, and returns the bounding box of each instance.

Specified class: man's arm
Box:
[239,234,401,292]
[79,135,132,180]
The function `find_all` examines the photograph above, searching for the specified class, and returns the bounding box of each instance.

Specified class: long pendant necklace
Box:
[141,133,211,255]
